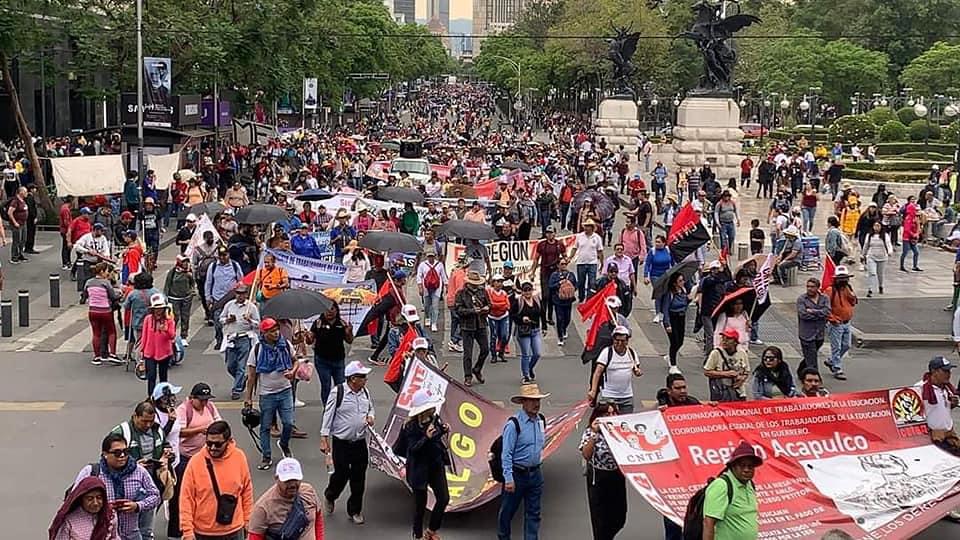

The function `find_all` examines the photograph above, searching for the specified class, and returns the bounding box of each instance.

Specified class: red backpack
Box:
[424,263,441,292]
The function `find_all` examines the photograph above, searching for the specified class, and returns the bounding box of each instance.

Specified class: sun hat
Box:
[235,283,250,294]
[510,383,551,404]
[335,209,350,219]
[406,388,445,418]
[726,441,763,467]
[721,327,740,341]
[148,293,168,309]
[344,360,372,378]
[491,272,504,282]
[466,270,485,285]
[582,219,597,227]
[275,457,304,482]
[151,382,182,402]
[833,265,852,278]
[783,225,800,237]
[402,304,420,322]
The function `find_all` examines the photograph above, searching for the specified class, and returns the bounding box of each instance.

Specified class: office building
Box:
[472,0,529,53]
[393,0,415,24]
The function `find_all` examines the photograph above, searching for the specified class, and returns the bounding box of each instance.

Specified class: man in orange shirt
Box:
[446,254,468,352]
[823,266,857,381]
[179,420,253,540]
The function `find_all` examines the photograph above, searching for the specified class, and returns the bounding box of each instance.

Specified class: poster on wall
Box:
[303,77,319,111]
[142,57,174,127]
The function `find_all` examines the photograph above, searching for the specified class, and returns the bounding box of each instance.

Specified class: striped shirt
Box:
[73,463,160,538]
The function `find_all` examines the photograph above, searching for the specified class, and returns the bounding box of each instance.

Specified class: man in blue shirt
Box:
[204,247,243,349]
[290,223,322,259]
[329,209,357,263]
[498,383,549,540]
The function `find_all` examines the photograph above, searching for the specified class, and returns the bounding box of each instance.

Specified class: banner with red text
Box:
[601,388,960,538]
[444,235,577,292]
[368,357,590,511]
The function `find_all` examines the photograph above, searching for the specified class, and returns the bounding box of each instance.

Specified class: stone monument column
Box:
[671,97,744,180]
[595,98,639,154]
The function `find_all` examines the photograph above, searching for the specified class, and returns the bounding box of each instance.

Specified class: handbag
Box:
[296,361,314,381]
[205,458,238,526]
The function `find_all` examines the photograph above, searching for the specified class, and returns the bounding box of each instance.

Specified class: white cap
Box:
[834,265,852,278]
[185,214,198,222]
[413,337,430,350]
[149,293,168,309]
[151,382,182,401]
[783,225,800,237]
[612,325,631,337]
[402,304,420,322]
[275,458,303,481]
[948,230,960,242]
[407,388,445,418]
[605,296,622,308]
[344,360,372,378]
[708,260,722,270]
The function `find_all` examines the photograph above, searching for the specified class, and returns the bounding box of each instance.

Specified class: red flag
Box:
[719,247,729,265]
[384,327,418,384]
[577,280,618,350]
[584,306,612,350]
[473,178,498,199]
[667,203,699,245]
[820,255,836,292]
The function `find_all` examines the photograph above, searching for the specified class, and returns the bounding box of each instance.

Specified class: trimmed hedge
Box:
[892,152,953,160]
[874,142,955,155]
[896,106,920,125]
[942,121,960,144]
[845,160,950,172]
[877,120,908,142]
[827,115,877,143]
[866,107,897,126]
[909,119,942,141]
[841,168,929,183]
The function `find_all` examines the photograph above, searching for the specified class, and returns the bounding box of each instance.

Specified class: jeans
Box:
[462,327,489,378]
[169,296,192,338]
[801,206,816,232]
[900,241,919,269]
[866,258,886,292]
[325,437,368,516]
[719,221,735,251]
[700,314,715,359]
[559,203,570,230]
[449,310,461,345]
[799,338,823,376]
[576,264,597,302]
[498,467,543,540]
[537,209,551,233]
[422,289,441,325]
[828,322,851,373]
[224,336,251,397]
[259,388,294,460]
[144,230,160,255]
[10,225,25,260]
[539,274,554,321]
[316,357,346,406]
[489,316,510,357]
[518,332,542,379]
[165,202,183,228]
[653,182,666,204]
[89,310,117,358]
[412,464,450,537]
[136,509,155,540]
[144,357,170,397]
[555,304,572,341]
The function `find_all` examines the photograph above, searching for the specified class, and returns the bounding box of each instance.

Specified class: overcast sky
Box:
[416,0,472,20]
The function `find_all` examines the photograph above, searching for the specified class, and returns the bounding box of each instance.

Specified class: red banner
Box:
[601,388,960,538]
[368,357,590,511]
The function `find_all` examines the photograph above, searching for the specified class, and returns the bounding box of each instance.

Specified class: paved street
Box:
[0,222,957,538]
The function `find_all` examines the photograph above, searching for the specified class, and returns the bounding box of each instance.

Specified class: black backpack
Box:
[682,472,735,540]
[0,197,16,222]
[64,462,100,499]
[488,414,546,483]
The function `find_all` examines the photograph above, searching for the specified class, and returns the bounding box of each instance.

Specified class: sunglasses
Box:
[205,440,228,449]
[762,355,778,360]
[106,449,128,458]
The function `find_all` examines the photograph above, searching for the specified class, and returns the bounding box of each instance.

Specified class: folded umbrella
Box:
[650,260,699,301]
[234,204,288,225]
[295,189,334,202]
[359,231,421,253]
[261,288,334,319]
[179,201,225,219]
[436,219,497,240]
[376,186,424,205]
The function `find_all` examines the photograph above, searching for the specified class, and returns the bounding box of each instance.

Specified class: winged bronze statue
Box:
[678,0,760,95]
[607,26,641,97]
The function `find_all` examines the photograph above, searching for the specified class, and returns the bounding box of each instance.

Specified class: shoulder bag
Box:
[205,458,239,525]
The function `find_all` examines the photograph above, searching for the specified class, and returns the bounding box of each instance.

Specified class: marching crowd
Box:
[3,81,953,540]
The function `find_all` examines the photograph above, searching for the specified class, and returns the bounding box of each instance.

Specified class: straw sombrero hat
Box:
[510,383,551,404]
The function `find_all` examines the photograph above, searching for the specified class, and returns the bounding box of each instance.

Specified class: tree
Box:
[900,42,960,97]
[818,40,888,107]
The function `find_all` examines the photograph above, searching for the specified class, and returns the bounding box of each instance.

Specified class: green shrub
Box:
[866,107,897,126]
[845,160,950,172]
[841,168,928,183]
[896,106,919,125]
[877,120,908,142]
[827,115,877,144]
[908,119,942,141]
[942,121,960,144]
[875,142,955,155]
[893,151,953,160]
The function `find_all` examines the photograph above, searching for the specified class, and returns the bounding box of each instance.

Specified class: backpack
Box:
[488,414,546,483]
[0,197,16,222]
[597,346,638,392]
[184,401,216,427]
[64,462,100,499]
[424,263,441,292]
[682,473,738,540]
[557,276,576,301]
[209,260,242,293]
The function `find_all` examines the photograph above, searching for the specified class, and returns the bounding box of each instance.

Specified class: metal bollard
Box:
[75,260,86,293]
[17,290,28,327]
[1,300,11,337]
[737,242,748,261]
[49,274,61,308]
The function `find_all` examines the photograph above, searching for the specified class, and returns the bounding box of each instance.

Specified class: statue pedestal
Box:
[671,97,744,179]
[595,98,638,149]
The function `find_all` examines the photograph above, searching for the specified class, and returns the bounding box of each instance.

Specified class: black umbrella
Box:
[651,261,700,301]
[571,190,616,221]
[261,288,333,319]
[234,204,288,225]
[359,231,421,253]
[376,186,424,205]
[437,219,497,240]
[179,201,225,219]
[295,189,334,202]
[501,160,533,172]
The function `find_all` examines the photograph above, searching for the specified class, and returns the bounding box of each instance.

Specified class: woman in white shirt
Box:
[342,242,370,284]
[863,221,892,297]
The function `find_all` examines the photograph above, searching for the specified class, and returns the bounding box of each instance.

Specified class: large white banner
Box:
[146,152,181,190]
[51,154,125,196]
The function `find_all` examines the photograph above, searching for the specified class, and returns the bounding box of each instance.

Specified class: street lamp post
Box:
[489,55,521,124]
[760,94,771,150]
[946,103,959,171]
[800,86,821,147]
[651,97,660,133]
[914,99,930,160]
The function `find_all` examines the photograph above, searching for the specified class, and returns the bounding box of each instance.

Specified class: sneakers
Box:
[946,304,956,312]
[749,339,764,345]
[663,354,670,365]
[277,440,293,458]
[90,357,103,366]
[833,371,848,381]
[424,318,431,327]
[946,510,960,522]
[295,399,306,408]
[558,339,564,346]
[61,264,71,271]
[447,342,463,352]
[181,338,189,347]
[431,324,438,332]
[867,290,873,298]
[913,267,923,272]
[652,313,662,324]
[107,354,124,365]
[323,497,335,515]
[668,365,682,375]
[349,514,365,525]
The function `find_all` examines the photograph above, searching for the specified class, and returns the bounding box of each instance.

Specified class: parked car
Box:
[740,123,769,138]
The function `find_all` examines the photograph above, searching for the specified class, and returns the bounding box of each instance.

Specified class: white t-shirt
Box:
[597,346,637,400]
[915,380,955,431]
[574,232,603,265]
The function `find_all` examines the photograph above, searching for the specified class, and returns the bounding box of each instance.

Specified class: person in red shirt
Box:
[740,156,754,190]
[169,172,188,228]
[59,196,74,269]
[67,208,93,278]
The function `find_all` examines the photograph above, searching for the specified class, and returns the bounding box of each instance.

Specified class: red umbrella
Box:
[711,287,754,319]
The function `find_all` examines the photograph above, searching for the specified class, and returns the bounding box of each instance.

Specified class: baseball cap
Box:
[260,318,278,332]
[929,356,955,371]
[185,214,198,222]
[412,337,430,350]
[80,207,93,214]
[275,457,303,482]
[93,223,105,230]
[402,304,420,322]
[721,328,740,341]
[708,260,722,270]
[345,360,372,378]
[612,325,631,337]
[151,382,182,402]
[190,382,215,400]
[504,260,515,269]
